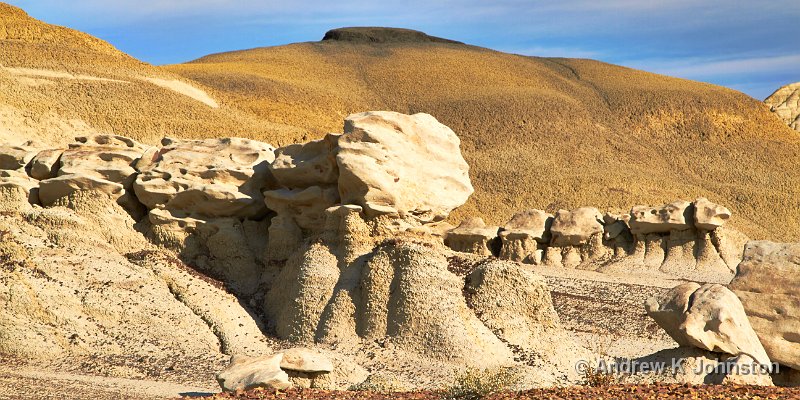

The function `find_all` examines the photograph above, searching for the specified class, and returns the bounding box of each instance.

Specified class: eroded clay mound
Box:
[0,191,271,364]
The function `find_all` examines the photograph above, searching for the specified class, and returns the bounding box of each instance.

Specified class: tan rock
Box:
[134,137,275,218]
[263,186,339,232]
[693,197,731,231]
[646,283,771,368]
[0,143,39,170]
[271,134,340,188]
[765,82,800,132]
[36,135,146,207]
[265,215,303,261]
[629,200,693,234]
[39,174,124,206]
[498,210,552,263]
[29,148,63,180]
[729,241,800,370]
[59,135,146,188]
[279,348,334,373]
[0,169,38,205]
[444,217,499,256]
[549,207,603,247]
[216,354,291,392]
[337,111,473,221]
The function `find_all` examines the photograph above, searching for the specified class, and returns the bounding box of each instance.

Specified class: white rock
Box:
[646,283,771,368]
[271,134,340,188]
[444,217,499,256]
[336,111,473,222]
[217,354,291,392]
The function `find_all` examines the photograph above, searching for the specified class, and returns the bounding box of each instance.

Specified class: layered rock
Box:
[134,137,275,218]
[39,134,146,209]
[765,82,800,132]
[729,241,800,370]
[337,111,473,221]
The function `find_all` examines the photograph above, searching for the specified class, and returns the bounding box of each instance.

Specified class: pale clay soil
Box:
[0,266,680,400]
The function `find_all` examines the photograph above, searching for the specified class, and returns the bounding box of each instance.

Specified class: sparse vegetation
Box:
[443,367,521,400]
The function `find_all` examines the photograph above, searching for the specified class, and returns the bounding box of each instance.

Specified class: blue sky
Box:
[9,0,799,99]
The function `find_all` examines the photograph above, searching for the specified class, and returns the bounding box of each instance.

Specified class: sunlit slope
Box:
[0,3,300,146]
[167,31,800,240]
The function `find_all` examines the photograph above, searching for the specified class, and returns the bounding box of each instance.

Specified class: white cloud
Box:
[624,53,800,79]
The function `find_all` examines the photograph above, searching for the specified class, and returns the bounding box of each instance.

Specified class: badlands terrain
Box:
[0,2,799,400]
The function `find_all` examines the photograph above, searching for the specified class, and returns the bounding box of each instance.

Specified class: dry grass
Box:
[166,35,800,241]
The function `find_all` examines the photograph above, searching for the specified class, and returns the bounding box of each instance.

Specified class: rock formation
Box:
[729,241,800,370]
[444,217,499,256]
[337,111,474,221]
[645,282,773,385]
[446,199,746,284]
[0,112,590,384]
[765,82,800,132]
[134,137,275,218]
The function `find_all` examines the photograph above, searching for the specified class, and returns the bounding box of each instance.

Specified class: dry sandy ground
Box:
[0,267,683,399]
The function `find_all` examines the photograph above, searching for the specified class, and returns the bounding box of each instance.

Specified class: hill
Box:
[0,3,301,146]
[166,28,800,240]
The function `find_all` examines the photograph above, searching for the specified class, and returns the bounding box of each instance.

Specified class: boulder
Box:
[465,260,561,345]
[498,209,552,263]
[29,148,63,180]
[693,197,731,231]
[629,200,693,234]
[549,207,603,247]
[270,134,340,188]
[602,212,631,240]
[38,135,145,207]
[134,137,275,218]
[645,283,771,368]
[217,354,291,392]
[444,217,499,256]
[39,174,124,206]
[336,111,473,221]
[279,348,334,373]
[0,143,39,170]
[0,169,38,205]
[729,241,800,370]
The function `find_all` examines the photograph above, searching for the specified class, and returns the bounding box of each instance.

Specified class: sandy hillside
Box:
[167,27,800,241]
[0,3,301,146]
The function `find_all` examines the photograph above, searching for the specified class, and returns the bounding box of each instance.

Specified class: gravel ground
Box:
[180,384,800,399]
